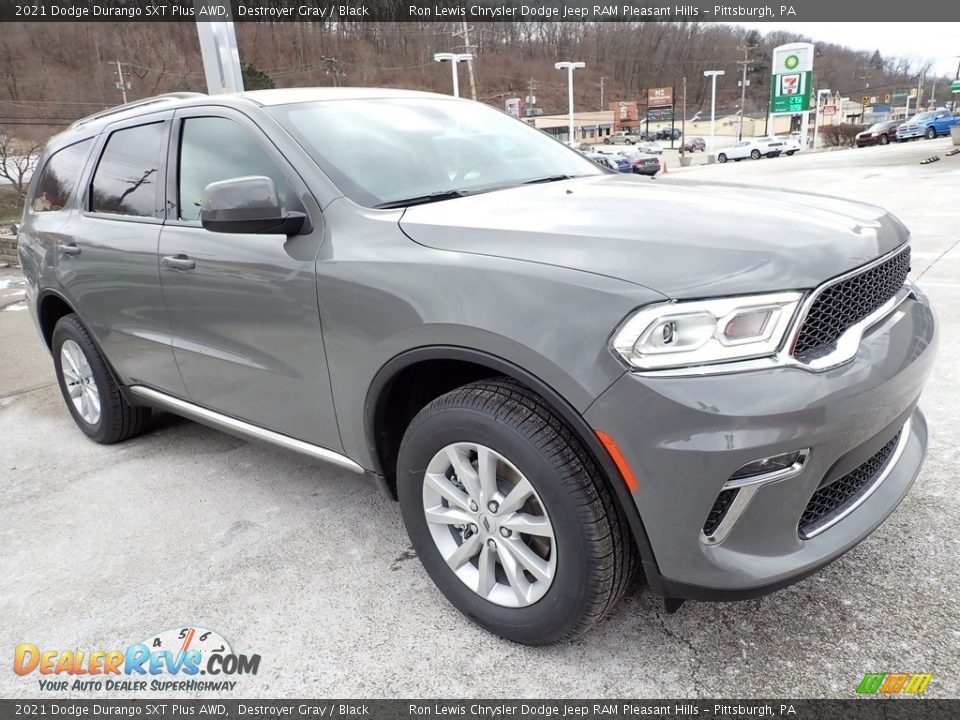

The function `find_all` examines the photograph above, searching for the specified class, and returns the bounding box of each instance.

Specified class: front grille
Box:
[792,247,910,361]
[702,489,738,537]
[798,430,902,538]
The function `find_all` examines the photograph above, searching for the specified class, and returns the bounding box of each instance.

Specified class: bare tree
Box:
[0,128,41,208]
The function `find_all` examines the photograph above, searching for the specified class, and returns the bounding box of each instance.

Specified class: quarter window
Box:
[90,122,165,217]
[177,117,287,222]
[30,139,93,213]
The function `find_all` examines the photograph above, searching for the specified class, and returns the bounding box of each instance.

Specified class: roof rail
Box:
[69,92,206,130]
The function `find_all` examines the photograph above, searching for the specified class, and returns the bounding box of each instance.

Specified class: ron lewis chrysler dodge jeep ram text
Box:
[20,89,937,644]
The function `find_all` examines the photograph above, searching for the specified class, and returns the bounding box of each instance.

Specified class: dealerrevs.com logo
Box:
[14,626,260,692]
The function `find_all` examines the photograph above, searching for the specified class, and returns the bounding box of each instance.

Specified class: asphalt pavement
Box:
[1,137,958,699]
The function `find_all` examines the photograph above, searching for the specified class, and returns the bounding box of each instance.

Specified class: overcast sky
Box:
[725,23,960,77]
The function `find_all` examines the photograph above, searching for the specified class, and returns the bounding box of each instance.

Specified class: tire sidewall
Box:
[397,406,594,644]
[52,317,115,443]
[718,153,727,163]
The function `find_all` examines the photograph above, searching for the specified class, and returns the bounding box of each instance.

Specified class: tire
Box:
[717,153,727,163]
[786,150,796,156]
[396,378,638,645]
[750,149,762,160]
[879,134,890,146]
[52,314,150,444]
[926,127,936,139]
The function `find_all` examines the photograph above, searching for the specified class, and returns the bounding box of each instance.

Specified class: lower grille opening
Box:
[702,488,738,537]
[798,430,903,539]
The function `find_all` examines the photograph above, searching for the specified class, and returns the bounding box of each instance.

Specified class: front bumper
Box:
[586,290,936,596]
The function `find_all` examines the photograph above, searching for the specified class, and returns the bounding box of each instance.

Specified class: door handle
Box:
[162,254,196,271]
[60,243,81,256]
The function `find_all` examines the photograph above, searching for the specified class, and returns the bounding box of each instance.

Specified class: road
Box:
[1,137,958,699]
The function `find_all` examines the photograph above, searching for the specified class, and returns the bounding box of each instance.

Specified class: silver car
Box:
[19,89,937,644]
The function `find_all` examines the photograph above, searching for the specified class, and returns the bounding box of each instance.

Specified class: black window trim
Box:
[82,111,172,225]
[165,106,311,230]
[26,137,96,216]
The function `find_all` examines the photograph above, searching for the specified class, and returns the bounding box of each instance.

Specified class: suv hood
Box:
[398,174,909,298]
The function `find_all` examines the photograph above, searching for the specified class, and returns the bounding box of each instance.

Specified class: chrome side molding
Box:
[129,385,365,474]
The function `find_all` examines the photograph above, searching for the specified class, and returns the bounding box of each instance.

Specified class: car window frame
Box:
[165,107,311,230]
[26,136,96,216]
[82,111,172,226]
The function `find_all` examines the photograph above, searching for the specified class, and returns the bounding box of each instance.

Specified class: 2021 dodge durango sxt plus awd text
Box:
[20,89,937,644]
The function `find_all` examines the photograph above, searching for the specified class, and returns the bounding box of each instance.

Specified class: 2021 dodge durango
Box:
[19,89,937,644]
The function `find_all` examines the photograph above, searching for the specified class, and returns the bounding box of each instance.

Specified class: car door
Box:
[157,107,341,451]
[59,113,187,394]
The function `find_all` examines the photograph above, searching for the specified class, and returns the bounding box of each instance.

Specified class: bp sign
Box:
[770,42,814,114]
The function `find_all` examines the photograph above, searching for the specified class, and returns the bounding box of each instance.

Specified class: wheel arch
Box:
[363,345,667,593]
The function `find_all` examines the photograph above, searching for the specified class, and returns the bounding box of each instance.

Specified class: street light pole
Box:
[433,52,473,98]
[811,88,831,151]
[703,70,725,152]
[555,61,585,144]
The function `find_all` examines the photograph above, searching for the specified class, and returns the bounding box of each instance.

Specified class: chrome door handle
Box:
[60,243,81,256]
[162,254,196,271]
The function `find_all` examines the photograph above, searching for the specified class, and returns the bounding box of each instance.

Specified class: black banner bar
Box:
[0,700,959,720]
[2,0,959,23]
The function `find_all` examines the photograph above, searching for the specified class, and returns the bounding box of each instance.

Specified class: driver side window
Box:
[177,116,288,222]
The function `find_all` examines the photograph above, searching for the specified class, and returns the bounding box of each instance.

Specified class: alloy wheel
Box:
[60,339,101,425]
[421,442,557,608]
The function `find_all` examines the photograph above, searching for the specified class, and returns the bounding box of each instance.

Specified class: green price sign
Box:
[770,71,813,114]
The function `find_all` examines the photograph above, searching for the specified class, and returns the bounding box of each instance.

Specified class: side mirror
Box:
[200,176,306,235]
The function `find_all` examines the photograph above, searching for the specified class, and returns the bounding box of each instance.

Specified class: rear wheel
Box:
[750,149,762,160]
[396,379,637,645]
[717,153,727,163]
[52,314,150,444]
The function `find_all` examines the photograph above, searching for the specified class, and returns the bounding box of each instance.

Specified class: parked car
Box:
[896,109,959,141]
[776,132,804,155]
[682,136,706,152]
[603,131,636,145]
[637,141,664,155]
[855,121,901,147]
[585,151,631,173]
[20,89,936,645]
[628,128,658,141]
[716,137,783,162]
[656,127,682,141]
[595,145,660,176]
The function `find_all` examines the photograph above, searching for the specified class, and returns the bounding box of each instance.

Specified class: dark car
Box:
[19,88,936,645]
[586,151,632,173]
[682,136,706,152]
[632,154,661,176]
[656,127,682,141]
[856,121,901,147]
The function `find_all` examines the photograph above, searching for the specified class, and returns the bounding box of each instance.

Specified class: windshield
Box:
[910,112,934,122]
[867,123,886,131]
[269,98,602,208]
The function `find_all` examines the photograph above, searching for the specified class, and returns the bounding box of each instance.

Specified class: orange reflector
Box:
[596,430,638,493]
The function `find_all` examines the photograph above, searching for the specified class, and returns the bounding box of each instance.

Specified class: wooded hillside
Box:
[0,21,946,141]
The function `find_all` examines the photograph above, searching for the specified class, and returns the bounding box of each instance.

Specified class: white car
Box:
[776,133,804,156]
[637,141,664,155]
[716,137,784,163]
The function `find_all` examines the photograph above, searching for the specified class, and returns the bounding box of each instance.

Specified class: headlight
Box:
[612,292,803,370]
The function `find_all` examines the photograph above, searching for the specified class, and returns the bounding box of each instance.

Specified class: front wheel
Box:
[750,149,762,160]
[717,153,727,163]
[52,314,150,444]
[879,134,890,146]
[786,150,796,156]
[397,379,637,645]
[926,127,937,139]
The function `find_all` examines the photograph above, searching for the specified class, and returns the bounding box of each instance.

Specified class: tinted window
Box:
[178,117,287,222]
[30,139,92,213]
[90,123,164,217]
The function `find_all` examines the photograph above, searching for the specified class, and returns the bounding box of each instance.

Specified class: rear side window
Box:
[177,117,288,222]
[90,122,165,218]
[30,139,92,213]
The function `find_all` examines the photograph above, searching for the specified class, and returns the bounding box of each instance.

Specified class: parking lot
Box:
[1,136,958,699]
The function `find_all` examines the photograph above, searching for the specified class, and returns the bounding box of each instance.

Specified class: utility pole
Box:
[681,76,687,160]
[526,77,539,116]
[736,44,750,141]
[452,21,478,101]
[599,76,606,109]
[114,60,129,104]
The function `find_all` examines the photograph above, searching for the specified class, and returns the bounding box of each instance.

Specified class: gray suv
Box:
[19,89,937,645]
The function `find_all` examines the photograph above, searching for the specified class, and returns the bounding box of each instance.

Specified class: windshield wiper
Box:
[522,174,579,184]
[374,189,468,209]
